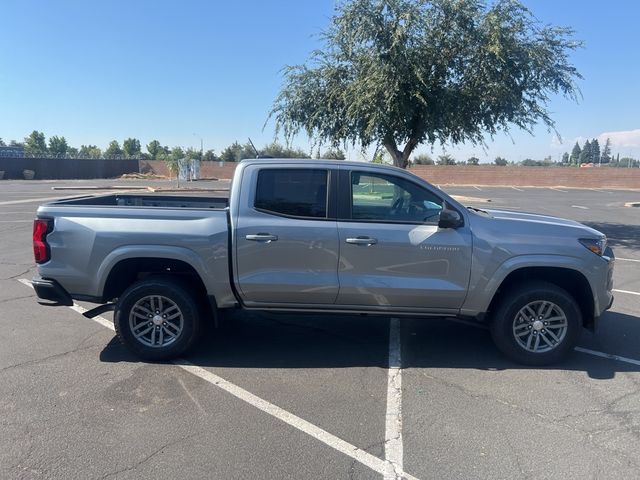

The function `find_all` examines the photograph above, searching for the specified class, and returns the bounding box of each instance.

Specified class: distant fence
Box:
[408,165,640,189]
[0,156,139,180]
[1,156,639,188]
[141,161,640,189]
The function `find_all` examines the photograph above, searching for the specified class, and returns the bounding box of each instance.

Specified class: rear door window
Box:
[255,168,328,218]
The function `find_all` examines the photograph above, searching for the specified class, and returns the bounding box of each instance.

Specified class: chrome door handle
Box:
[345,236,377,245]
[245,233,278,242]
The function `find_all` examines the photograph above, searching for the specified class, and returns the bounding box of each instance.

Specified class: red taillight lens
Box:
[33,219,52,264]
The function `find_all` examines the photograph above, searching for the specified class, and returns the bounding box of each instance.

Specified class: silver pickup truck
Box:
[31,159,614,365]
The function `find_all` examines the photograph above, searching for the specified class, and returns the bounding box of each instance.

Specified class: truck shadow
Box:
[99,310,640,380]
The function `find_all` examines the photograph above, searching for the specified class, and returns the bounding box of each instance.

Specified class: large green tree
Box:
[270,0,582,168]
[146,140,162,160]
[262,141,310,158]
[105,140,123,157]
[123,138,141,158]
[79,145,102,158]
[48,136,68,155]
[24,130,47,154]
[579,139,591,164]
[321,147,346,160]
[219,141,255,162]
[601,137,611,164]
[590,138,600,164]
[570,141,581,164]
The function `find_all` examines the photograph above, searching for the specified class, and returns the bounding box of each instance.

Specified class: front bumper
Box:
[32,276,73,306]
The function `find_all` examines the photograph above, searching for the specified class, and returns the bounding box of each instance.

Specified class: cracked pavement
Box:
[1,181,640,479]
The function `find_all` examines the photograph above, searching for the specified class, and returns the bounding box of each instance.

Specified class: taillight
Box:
[33,219,52,264]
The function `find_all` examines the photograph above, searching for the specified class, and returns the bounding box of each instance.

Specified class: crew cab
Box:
[31,159,615,364]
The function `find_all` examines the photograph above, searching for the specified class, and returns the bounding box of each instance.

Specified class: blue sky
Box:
[1,0,639,162]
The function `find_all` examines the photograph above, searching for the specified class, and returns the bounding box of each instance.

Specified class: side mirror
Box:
[438,206,463,229]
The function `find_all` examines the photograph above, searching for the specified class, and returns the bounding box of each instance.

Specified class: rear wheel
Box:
[490,282,581,365]
[114,277,202,360]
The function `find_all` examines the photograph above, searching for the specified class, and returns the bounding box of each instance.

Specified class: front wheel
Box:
[114,277,202,361]
[490,282,581,365]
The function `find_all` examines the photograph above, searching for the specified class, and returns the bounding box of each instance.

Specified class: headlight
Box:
[579,236,607,256]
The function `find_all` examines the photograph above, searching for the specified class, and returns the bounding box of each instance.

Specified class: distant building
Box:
[0,145,25,157]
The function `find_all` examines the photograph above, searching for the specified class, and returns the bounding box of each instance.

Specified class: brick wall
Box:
[140,161,640,189]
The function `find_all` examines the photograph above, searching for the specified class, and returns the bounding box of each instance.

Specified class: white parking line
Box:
[385,318,403,480]
[16,279,419,480]
[618,258,640,263]
[472,186,482,191]
[575,347,640,367]
[613,288,640,297]
[17,279,116,330]
[571,205,589,209]
[549,187,567,193]
[510,186,524,192]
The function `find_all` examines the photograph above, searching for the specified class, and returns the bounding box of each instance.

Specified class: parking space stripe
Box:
[549,187,567,192]
[16,279,419,480]
[472,186,482,191]
[510,186,524,192]
[17,279,116,330]
[574,347,640,367]
[613,288,640,297]
[618,258,640,263]
[385,318,403,480]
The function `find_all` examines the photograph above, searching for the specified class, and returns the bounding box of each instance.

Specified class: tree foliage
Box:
[601,137,611,164]
[146,140,163,160]
[270,0,582,168]
[105,140,123,157]
[467,156,480,165]
[321,147,346,160]
[437,154,456,165]
[579,139,591,164]
[494,156,508,166]
[79,145,102,158]
[590,138,600,164]
[25,130,47,154]
[185,147,202,160]
[219,141,254,162]
[413,153,434,165]
[570,141,581,164]
[48,136,68,155]
[123,138,141,158]
[203,149,218,161]
[262,141,310,158]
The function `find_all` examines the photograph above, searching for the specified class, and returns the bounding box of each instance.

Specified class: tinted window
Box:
[255,168,328,218]
[351,172,442,223]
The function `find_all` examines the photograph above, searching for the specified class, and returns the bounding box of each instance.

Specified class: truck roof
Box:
[238,157,406,173]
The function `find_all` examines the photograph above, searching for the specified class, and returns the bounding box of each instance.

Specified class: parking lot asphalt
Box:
[1,179,639,479]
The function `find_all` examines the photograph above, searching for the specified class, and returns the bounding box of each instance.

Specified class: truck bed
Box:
[52,194,229,210]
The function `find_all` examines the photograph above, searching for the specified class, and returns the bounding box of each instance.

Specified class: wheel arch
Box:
[487,266,595,329]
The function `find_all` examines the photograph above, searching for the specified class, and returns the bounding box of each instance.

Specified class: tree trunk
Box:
[384,138,418,169]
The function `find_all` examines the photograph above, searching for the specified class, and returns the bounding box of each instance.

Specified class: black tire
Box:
[114,277,202,361]
[489,281,581,365]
